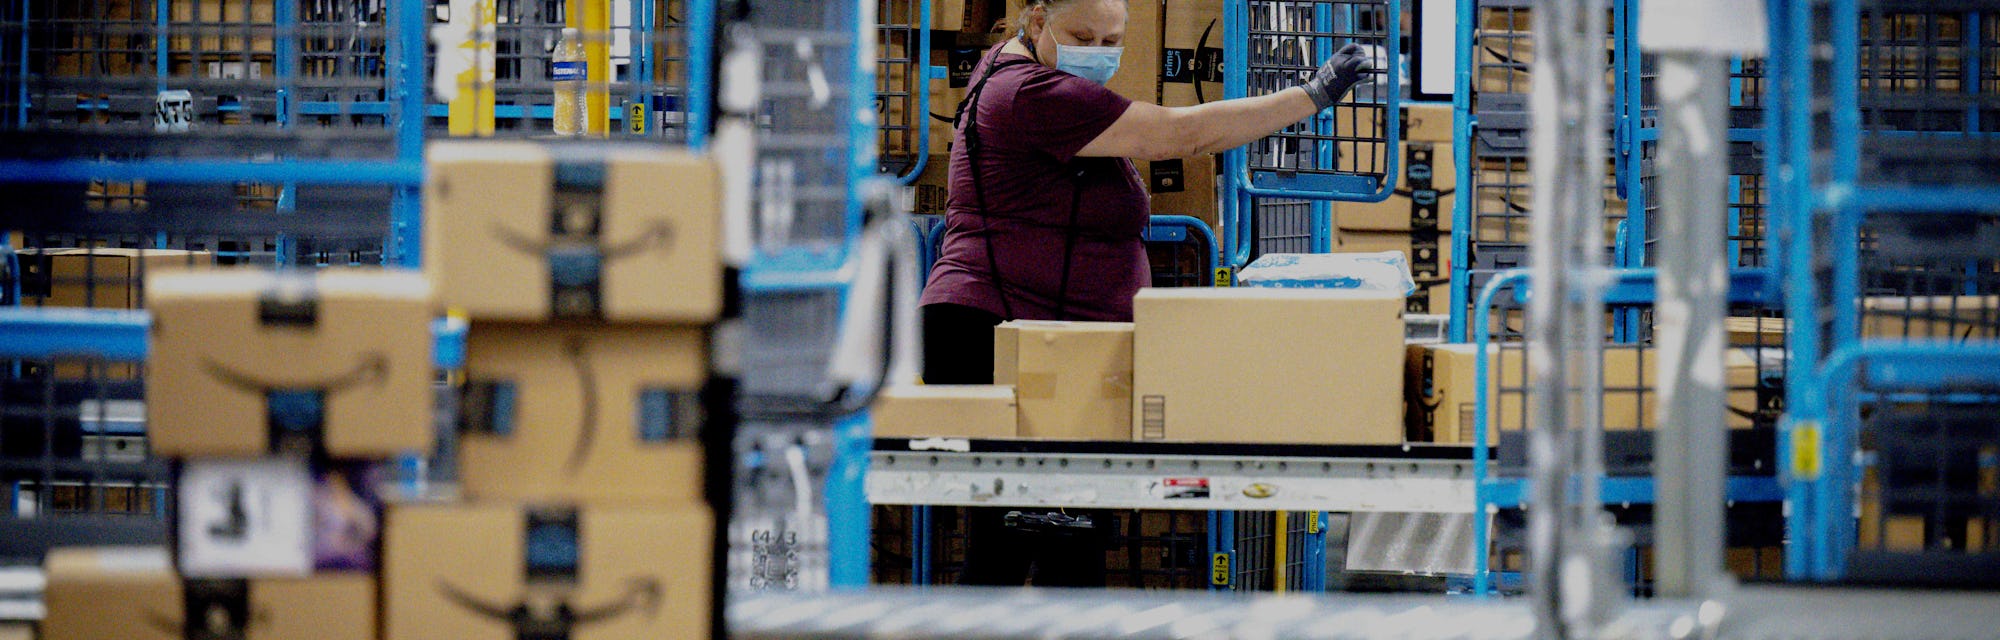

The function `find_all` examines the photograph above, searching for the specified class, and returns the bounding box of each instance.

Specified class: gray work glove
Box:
[1300,43,1375,110]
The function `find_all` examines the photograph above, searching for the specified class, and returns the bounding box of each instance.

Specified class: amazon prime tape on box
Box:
[146,268,434,459]
[456,323,707,506]
[384,502,712,640]
[424,140,722,324]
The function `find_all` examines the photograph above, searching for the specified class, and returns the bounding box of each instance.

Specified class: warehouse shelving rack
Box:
[1219,0,1401,275]
[1766,0,2000,584]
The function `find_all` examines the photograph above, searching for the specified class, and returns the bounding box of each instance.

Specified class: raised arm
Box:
[1076,43,1375,162]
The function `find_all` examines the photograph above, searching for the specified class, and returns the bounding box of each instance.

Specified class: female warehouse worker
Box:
[921,0,1375,381]
[918,0,1374,585]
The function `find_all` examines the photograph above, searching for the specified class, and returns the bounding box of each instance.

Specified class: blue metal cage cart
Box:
[875,0,938,184]
[1448,0,1633,341]
[1767,0,2000,584]
[1218,0,1402,274]
[1464,268,1790,595]
[0,0,435,560]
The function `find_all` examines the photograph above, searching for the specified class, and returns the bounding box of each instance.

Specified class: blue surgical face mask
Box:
[1055,44,1122,86]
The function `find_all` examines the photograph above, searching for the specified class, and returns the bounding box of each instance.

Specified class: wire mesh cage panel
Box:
[1144,216,1218,288]
[1251,197,1315,257]
[1850,2,2000,184]
[1637,141,1769,269]
[1839,218,2000,585]
[431,0,696,139]
[1229,511,1317,591]
[741,2,865,253]
[1237,0,1396,198]
[875,0,924,180]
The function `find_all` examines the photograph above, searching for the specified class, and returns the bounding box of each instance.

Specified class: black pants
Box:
[922,303,1003,385]
[923,303,1107,586]
[957,508,1109,587]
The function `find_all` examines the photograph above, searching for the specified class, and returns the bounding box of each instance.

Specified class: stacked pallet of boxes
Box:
[42,267,432,640]
[390,141,722,639]
[40,139,726,636]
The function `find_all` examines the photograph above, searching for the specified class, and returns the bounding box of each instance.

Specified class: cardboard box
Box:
[426,141,722,324]
[1407,344,1763,445]
[1727,316,1788,348]
[1133,288,1405,444]
[1472,158,1625,245]
[1861,296,1999,340]
[43,547,373,640]
[871,385,1018,439]
[994,321,1134,440]
[384,503,712,640]
[1333,105,1457,232]
[1160,0,1226,108]
[1148,154,1220,230]
[1104,0,1162,105]
[18,248,210,309]
[17,248,210,379]
[1725,546,1784,580]
[146,269,434,458]
[458,323,707,506]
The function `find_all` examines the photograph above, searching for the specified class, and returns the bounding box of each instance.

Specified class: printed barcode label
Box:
[1458,403,1475,444]
[1141,395,1166,440]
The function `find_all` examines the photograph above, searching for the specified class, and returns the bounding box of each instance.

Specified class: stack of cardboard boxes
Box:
[43,141,727,639]
[876,288,1409,446]
[386,141,721,639]
[43,267,434,640]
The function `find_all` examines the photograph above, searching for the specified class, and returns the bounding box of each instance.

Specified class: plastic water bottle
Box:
[552,27,586,136]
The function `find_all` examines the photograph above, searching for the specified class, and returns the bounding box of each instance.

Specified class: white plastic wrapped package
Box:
[1236,252,1418,296]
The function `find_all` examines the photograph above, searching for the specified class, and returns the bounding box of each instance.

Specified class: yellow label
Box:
[629,102,647,134]
[1210,553,1231,585]
[1306,512,1321,534]
[1792,420,1822,480]
[1213,267,1232,287]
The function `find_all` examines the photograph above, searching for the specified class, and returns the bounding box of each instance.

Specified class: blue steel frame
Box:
[1465,267,1787,595]
[884,0,937,185]
[1219,0,1404,270]
[1221,0,1404,201]
[1766,0,2000,580]
[1448,0,1642,342]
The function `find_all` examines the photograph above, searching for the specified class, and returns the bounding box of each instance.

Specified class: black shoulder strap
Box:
[957,56,1039,320]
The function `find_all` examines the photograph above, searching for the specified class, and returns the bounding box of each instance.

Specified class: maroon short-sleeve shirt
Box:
[918,43,1152,322]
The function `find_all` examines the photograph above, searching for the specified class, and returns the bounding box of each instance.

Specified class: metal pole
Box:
[1652,51,1730,599]
[1526,0,1612,634]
